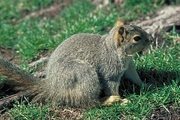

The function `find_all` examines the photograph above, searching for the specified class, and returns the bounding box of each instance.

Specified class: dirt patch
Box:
[0,47,19,64]
[18,0,75,23]
[49,106,84,120]
[0,105,85,120]
[149,105,180,120]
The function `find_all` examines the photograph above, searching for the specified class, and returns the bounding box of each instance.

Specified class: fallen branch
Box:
[0,92,24,110]
[13,1,74,24]
[24,3,67,20]
[28,56,49,67]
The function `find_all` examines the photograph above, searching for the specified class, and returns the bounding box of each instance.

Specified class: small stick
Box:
[0,92,24,110]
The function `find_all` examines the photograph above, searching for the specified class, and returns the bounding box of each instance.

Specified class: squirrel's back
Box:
[47,33,102,65]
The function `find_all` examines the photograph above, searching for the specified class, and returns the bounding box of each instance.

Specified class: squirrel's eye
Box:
[133,36,141,42]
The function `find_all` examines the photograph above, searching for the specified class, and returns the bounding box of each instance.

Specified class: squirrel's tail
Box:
[0,57,39,91]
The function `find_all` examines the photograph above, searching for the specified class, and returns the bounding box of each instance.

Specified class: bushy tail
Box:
[0,57,38,90]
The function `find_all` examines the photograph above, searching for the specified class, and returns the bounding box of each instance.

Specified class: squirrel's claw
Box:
[101,95,129,106]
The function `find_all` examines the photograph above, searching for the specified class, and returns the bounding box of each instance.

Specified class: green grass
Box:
[0,0,180,119]
[9,102,52,120]
[85,82,180,119]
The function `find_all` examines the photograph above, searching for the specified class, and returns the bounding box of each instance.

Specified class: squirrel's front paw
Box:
[120,98,129,106]
[101,96,130,106]
[101,95,121,106]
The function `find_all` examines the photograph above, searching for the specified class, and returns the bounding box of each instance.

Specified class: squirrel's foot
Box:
[101,95,121,106]
[101,96,130,106]
[120,98,129,106]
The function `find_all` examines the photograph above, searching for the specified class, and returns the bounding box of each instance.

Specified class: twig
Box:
[0,92,24,110]
[28,56,49,67]
[24,3,67,20]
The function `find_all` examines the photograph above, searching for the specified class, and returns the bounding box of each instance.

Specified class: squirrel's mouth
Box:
[139,45,150,55]
[138,51,144,55]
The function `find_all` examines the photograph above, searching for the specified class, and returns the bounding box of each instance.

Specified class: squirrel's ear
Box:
[114,26,126,47]
[115,18,124,27]
[118,26,126,36]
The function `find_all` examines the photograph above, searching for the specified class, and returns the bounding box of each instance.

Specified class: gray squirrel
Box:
[0,19,154,108]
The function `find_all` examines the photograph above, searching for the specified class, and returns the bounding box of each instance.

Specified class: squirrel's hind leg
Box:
[53,59,101,108]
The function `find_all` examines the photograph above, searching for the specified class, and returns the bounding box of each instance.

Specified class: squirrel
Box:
[0,18,154,108]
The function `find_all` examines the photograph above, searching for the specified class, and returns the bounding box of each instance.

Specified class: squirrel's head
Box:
[113,18,154,56]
